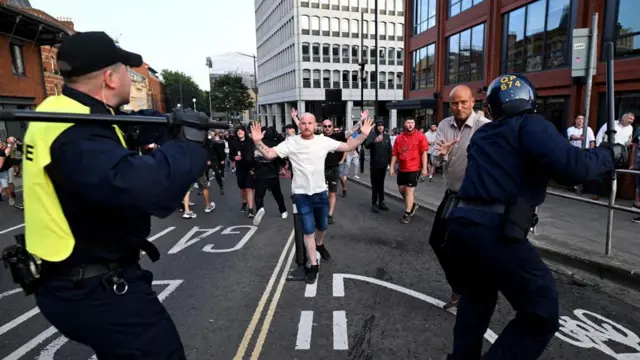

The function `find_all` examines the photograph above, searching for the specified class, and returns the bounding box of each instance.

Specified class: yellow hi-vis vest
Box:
[23,95,127,262]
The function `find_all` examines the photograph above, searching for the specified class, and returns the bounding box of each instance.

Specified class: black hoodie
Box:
[229,127,255,172]
[364,128,392,169]
[254,127,284,178]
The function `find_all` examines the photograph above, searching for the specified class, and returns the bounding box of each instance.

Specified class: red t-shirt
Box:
[392,130,429,172]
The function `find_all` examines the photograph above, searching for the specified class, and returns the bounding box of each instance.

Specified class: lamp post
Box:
[237,52,259,121]
[206,57,214,118]
[193,98,197,111]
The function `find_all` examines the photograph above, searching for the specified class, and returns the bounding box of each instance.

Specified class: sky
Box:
[30,0,257,90]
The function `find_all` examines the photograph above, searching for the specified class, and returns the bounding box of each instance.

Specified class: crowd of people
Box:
[0,136,23,209]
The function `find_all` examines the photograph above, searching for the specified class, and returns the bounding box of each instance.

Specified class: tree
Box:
[161,70,210,116]
[210,74,254,119]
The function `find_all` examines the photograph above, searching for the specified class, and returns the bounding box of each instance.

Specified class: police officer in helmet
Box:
[443,74,626,359]
[21,31,209,359]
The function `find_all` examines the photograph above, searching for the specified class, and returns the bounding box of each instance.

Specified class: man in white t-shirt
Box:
[251,112,373,284]
[595,112,634,146]
[567,114,595,149]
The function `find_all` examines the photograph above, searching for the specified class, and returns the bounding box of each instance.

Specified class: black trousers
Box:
[210,163,224,189]
[255,176,287,213]
[370,167,387,205]
[428,189,462,294]
[35,265,186,360]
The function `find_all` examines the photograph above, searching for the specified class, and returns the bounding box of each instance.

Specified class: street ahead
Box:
[1,177,639,360]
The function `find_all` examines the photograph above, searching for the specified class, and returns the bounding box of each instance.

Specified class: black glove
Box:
[172,109,208,144]
[599,142,629,168]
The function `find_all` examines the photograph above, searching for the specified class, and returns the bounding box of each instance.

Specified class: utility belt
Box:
[2,235,159,296]
[445,195,538,243]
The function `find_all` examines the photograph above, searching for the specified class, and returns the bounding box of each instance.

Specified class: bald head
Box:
[298,112,317,138]
[449,85,475,122]
[300,112,316,122]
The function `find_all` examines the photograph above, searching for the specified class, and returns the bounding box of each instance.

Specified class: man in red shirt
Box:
[390,117,428,224]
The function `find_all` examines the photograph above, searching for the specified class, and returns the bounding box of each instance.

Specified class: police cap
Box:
[57,31,143,78]
[484,73,536,120]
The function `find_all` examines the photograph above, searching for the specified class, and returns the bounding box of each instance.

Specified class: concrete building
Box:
[400,0,640,196]
[255,0,406,131]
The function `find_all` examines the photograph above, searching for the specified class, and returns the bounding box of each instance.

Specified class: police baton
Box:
[0,110,231,130]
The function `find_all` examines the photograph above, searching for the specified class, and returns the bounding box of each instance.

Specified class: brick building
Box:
[395,0,639,198]
[0,1,72,138]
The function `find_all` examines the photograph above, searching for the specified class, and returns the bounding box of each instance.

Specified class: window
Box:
[302,42,310,61]
[332,44,340,62]
[387,22,395,40]
[411,43,436,90]
[502,0,571,73]
[536,96,568,134]
[301,16,310,34]
[397,23,404,40]
[311,16,320,35]
[322,43,331,62]
[363,20,369,35]
[312,43,321,61]
[321,0,330,8]
[396,72,403,89]
[323,70,331,87]
[413,0,436,35]
[312,70,321,88]
[331,18,340,36]
[10,43,25,76]
[341,18,350,36]
[613,0,640,58]
[380,22,386,39]
[303,69,311,87]
[351,19,359,37]
[447,23,485,84]
[450,0,484,18]
[322,17,330,35]
[597,92,640,131]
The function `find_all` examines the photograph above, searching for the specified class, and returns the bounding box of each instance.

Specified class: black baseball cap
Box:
[57,31,143,78]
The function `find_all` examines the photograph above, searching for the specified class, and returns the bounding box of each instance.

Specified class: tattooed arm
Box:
[253,140,280,160]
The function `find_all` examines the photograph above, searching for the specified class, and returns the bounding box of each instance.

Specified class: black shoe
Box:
[400,213,411,224]
[409,203,419,216]
[241,202,247,212]
[328,215,335,224]
[342,190,347,197]
[378,203,389,211]
[248,208,255,218]
[316,244,331,261]
[305,264,319,284]
[372,204,379,213]
[220,188,224,195]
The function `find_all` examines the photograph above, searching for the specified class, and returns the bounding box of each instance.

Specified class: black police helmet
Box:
[484,74,536,121]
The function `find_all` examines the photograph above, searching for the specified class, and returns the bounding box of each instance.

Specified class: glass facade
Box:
[410,43,436,90]
[413,0,436,35]
[597,92,640,132]
[613,0,640,58]
[501,0,571,73]
[446,23,485,85]
[536,96,568,134]
[449,0,484,18]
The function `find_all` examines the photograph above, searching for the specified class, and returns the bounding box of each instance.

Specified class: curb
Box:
[348,176,640,289]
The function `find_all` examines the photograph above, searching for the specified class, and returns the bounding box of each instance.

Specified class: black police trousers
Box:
[35,265,186,360]
[428,189,462,294]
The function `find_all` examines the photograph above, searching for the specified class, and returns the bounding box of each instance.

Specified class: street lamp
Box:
[192,98,197,111]
[236,52,259,121]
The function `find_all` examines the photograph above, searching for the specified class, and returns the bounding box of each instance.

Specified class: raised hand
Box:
[250,121,265,142]
[360,109,369,120]
[359,117,374,136]
[291,108,297,119]
[435,139,459,156]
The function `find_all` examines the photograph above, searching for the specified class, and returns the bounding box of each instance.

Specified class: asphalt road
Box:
[0,174,639,360]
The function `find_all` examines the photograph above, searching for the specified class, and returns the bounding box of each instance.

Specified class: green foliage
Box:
[160,70,209,116]
[210,74,254,115]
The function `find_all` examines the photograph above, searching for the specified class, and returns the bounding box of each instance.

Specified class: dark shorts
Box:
[237,170,255,189]
[397,171,420,187]
[294,191,330,235]
[325,166,340,193]
[195,172,208,189]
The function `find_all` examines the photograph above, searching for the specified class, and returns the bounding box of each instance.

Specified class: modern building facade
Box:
[255,0,406,130]
[401,0,639,196]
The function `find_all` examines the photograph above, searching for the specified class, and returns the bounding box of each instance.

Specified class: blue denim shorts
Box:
[294,191,329,235]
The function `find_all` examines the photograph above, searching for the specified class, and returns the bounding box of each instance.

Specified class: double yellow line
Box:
[233,229,296,360]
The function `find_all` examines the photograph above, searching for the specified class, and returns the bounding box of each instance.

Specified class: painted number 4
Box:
[500,75,521,91]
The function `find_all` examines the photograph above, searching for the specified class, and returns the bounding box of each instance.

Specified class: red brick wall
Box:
[0,34,46,105]
[132,63,166,113]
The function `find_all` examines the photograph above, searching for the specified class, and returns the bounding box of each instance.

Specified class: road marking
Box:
[304,251,321,298]
[202,225,258,253]
[250,241,296,359]
[295,311,314,350]
[333,311,349,350]
[0,308,40,337]
[0,288,22,300]
[148,227,176,242]
[167,226,223,254]
[2,280,184,360]
[332,273,499,344]
[233,230,294,360]
[0,223,24,235]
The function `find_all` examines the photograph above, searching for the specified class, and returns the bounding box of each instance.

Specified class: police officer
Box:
[22,31,208,359]
[444,74,627,360]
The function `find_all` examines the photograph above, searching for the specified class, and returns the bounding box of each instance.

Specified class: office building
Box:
[399,0,640,196]
[255,0,406,130]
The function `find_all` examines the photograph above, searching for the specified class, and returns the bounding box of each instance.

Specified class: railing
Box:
[532,168,640,256]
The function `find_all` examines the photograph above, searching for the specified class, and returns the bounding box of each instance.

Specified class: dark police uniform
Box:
[23,32,208,359]
[444,74,626,360]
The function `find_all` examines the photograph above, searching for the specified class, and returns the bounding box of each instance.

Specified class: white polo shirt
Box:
[595,121,634,146]
[274,134,342,195]
[566,126,595,148]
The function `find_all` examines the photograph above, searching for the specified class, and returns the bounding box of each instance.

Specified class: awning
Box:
[0,96,35,106]
[386,98,437,110]
[0,4,72,45]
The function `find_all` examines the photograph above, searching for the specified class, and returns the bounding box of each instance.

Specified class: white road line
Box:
[0,308,40,337]
[148,227,176,242]
[303,251,321,298]
[0,288,22,300]
[0,223,24,235]
[295,311,314,350]
[333,311,348,350]
[3,326,58,360]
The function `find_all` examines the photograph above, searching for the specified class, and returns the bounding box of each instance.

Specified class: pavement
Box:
[346,158,640,287]
[1,174,640,359]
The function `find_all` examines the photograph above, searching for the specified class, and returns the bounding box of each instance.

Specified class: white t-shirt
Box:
[566,126,595,148]
[595,121,634,146]
[274,134,342,195]
[425,131,437,155]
